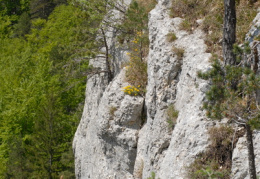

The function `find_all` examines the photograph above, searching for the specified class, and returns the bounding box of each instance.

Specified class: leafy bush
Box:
[125,51,147,95]
[121,0,153,94]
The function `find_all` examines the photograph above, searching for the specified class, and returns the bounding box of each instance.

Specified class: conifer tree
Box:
[198,1,259,178]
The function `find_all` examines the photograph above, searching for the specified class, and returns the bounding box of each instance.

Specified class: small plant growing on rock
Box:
[122,85,141,96]
[166,32,177,42]
[147,172,156,179]
[172,47,184,60]
[109,106,117,119]
[180,19,192,32]
[124,31,147,96]
[118,0,151,94]
[166,104,179,129]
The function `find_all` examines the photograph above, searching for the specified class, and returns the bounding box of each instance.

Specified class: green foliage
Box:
[13,12,31,37]
[198,57,260,128]
[187,126,235,179]
[29,0,64,19]
[166,105,179,129]
[120,0,156,94]
[125,43,148,94]
[0,2,98,177]
[0,0,22,16]
[118,0,149,43]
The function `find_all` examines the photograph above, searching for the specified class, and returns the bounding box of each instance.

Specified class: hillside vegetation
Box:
[0,0,103,178]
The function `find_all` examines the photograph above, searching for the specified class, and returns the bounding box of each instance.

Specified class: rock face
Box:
[73,0,260,178]
[134,0,213,178]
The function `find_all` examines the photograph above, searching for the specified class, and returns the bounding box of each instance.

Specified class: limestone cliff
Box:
[73,0,260,178]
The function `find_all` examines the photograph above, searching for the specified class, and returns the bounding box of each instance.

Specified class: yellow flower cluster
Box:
[136,31,142,37]
[122,85,140,96]
[132,39,139,44]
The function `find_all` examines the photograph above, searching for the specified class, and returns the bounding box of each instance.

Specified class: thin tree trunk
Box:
[245,124,257,179]
[249,0,257,5]
[223,0,236,65]
[101,28,113,82]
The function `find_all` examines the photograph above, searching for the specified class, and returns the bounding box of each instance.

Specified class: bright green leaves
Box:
[0,3,92,177]
[0,38,45,178]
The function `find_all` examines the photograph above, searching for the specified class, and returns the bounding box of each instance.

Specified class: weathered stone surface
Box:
[245,12,260,44]
[231,131,260,179]
[73,68,144,179]
[133,0,214,178]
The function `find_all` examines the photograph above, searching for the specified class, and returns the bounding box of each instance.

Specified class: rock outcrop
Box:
[73,0,260,178]
[134,0,213,178]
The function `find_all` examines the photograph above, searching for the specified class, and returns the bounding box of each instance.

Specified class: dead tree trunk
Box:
[101,28,113,82]
[223,0,236,65]
[249,0,257,5]
[245,124,257,179]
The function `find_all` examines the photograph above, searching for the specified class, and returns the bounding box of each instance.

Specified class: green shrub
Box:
[124,31,148,95]
[120,1,150,95]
